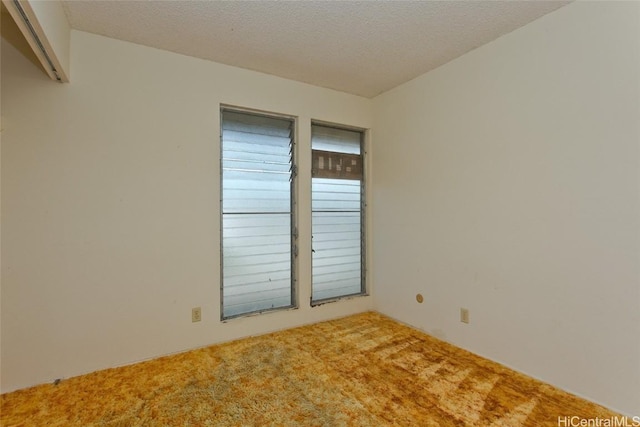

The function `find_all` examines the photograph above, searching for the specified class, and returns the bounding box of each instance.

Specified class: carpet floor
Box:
[0,311,621,426]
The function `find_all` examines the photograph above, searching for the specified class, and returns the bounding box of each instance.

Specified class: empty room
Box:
[1,0,639,425]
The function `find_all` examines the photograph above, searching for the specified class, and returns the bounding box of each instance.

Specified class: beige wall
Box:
[372,1,639,416]
[0,30,374,393]
[2,0,639,418]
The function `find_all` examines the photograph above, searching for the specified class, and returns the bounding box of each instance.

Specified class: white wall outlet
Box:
[192,307,202,323]
[460,308,469,324]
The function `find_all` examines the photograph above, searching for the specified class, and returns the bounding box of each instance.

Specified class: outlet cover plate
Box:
[192,307,202,323]
[460,308,469,324]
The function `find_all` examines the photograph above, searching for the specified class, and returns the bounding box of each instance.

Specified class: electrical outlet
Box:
[192,307,201,323]
[460,308,469,324]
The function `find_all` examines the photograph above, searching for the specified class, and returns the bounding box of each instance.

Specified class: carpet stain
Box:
[0,312,622,426]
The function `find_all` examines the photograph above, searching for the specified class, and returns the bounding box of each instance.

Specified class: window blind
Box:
[221,110,295,319]
[311,124,365,302]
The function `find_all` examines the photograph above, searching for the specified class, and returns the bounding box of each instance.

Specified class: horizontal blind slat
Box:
[311,125,361,154]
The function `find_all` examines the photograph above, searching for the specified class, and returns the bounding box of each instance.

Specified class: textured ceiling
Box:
[62,0,570,98]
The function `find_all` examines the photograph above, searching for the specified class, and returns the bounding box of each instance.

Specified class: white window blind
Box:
[221,110,296,319]
[311,124,365,303]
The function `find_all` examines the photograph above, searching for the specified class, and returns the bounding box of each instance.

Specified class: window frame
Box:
[219,106,298,320]
[310,121,367,305]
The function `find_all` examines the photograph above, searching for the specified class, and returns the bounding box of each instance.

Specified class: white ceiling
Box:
[62,0,570,98]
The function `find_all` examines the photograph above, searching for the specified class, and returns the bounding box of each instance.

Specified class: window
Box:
[221,109,296,319]
[311,124,365,303]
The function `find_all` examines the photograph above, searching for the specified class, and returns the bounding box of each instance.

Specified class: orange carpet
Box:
[0,312,622,426]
